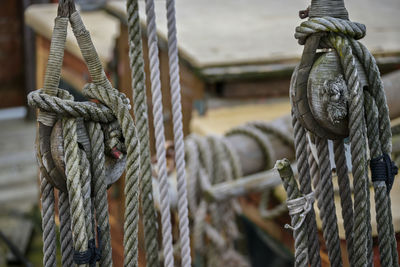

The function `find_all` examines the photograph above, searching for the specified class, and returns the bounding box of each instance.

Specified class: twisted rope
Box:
[62,117,88,266]
[126,1,160,265]
[59,191,74,267]
[165,0,192,265]
[333,140,354,266]
[86,122,112,266]
[143,0,174,265]
[295,17,365,45]
[40,173,57,267]
[326,34,370,267]
[276,159,309,267]
[84,83,141,267]
[292,115,321,267]
[315,136,342,267]
[364,91,394,267]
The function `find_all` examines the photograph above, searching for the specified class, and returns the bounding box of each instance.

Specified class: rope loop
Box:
[370,153,398,192]
[295,16,366,45]
[284,191,315,231]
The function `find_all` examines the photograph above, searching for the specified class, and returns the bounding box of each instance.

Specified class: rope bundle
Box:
[281,1,399,266]
[30,0,193,266]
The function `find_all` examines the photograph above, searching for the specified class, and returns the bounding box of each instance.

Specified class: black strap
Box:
[370,153,398,192]
[73,227,102,266]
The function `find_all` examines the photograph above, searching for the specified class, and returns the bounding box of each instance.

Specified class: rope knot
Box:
[285,191,315,231]
[370,153,398,192]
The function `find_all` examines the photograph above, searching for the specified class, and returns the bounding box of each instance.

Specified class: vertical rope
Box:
[364,92,394,267]
[276,159,309,267]
[62,117,88,267]
[333,140,354,266]
[315,136,342,267]
[292,115,321,267]
[86,122,112,266]
[126,1,160,265]
[40,173,57,267]
[165,0,192,265]
[144,0,174,265]
[59,191,74,267]
[328,34,370,267]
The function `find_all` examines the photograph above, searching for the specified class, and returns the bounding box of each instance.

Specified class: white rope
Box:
[165,0,192,266]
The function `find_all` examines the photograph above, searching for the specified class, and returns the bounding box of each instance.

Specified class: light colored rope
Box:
[315,136,342,267]
[86,122,112,266]
[126,0,160,265]
[143,0,174,265]
[165,0,192,265]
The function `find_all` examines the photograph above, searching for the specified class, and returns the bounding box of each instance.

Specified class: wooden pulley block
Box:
[291,49,368,140]
[48,119,126,193]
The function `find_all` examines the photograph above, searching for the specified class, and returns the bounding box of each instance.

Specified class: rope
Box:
[332,140,354,266]
[143,0,174,265]
[40,173,57,267]
[165,0,192,265]
[59,191,74,267]
[276,159,309,267]
[293,3,398,265]
[86,122,112,266]
[126,0,160,265]
[315,136,342,266]
[364,91,396,266]
[292,115,321,267]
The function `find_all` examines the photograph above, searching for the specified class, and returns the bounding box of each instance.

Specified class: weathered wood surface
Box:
[106,0,400,77]
[25,4,120,66]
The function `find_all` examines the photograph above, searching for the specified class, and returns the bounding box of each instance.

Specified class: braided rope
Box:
[315,136,342,267]
[292,115,321,267]
[143,0,174,265]
[276,159,309,267]
[86,122,112,266]
[333,140,354,266]
[126,1,160,265]
[165,0,192,265]
[40,173,57,267]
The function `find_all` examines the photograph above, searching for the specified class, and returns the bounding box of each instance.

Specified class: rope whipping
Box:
[276,159,310,267]
[126,0,160,265]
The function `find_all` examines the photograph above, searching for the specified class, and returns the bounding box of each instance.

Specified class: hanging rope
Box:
[126,0,160,265]
[287,0,398,266]
[165,1,192,265]
[276,159,310,267]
